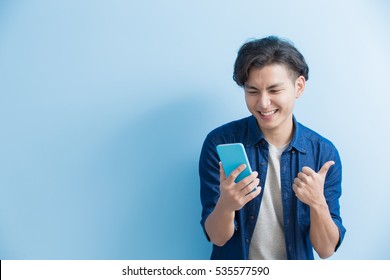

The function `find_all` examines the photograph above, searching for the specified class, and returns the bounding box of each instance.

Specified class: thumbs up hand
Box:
[292,161,335,207]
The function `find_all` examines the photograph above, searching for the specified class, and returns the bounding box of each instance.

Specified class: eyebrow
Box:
[244,82,284,91]
[267,83,284,89]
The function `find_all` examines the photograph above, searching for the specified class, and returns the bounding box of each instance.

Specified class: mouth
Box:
[259,109,278,117]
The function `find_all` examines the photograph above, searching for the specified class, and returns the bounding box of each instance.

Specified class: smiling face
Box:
[244,64,305,146]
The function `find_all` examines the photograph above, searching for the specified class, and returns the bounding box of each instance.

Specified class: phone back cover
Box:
[217,143,252,183]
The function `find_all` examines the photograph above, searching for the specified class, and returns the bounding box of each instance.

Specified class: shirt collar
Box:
[288,116,307,153]
[245,115,264,147]
[246,115,307,154]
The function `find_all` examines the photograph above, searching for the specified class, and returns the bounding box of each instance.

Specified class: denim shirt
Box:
[199,115,346,260]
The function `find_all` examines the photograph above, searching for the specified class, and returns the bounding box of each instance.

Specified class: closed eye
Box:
[269,89,283,94]
[267,82,285,94]
[244,85,259,96]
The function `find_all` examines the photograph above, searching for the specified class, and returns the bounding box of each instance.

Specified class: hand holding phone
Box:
[216,143,260,211]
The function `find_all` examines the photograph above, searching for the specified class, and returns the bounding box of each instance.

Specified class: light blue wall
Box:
[0,0,389,259]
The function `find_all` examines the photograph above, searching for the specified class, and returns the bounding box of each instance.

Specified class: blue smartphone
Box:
[217,143,252,183]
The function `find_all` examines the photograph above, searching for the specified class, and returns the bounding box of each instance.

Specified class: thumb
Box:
[318,161,335,178]
[219,162,227,181]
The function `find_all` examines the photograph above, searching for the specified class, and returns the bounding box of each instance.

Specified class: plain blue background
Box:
[1,0,389,259]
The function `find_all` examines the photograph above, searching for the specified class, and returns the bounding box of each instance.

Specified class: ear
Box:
[295,76,306,99]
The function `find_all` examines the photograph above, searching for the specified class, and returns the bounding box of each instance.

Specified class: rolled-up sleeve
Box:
[199,134,221,241]
[323,146,346,251]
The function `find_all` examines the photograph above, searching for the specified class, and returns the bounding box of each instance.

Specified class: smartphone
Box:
[217,143,252,183]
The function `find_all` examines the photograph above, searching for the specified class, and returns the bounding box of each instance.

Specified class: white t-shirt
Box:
[249,143,287,260]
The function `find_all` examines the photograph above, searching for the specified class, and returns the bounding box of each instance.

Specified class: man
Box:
[199,36,346,260]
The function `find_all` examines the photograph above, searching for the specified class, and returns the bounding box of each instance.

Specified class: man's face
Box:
[244,64,305,138]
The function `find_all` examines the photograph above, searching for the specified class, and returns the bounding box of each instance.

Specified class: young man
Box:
[199,36,346,260]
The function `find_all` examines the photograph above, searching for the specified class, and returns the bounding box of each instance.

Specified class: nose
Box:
[257,93,271,109]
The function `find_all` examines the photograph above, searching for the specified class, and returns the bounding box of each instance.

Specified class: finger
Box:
[292,183,303,197]
[238,171,258,189]
[318,161,335,178]
[301,166,315,176]
[240,177,260,192]
[226,164,247,184]
[243,186,261,203]
[219,162,227,181]
[292,183,298,193]
[297,172,308,181]
[294,177,302,186]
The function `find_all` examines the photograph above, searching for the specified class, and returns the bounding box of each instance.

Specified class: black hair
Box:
[233,36,309,87]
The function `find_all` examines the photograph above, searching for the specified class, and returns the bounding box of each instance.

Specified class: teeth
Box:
[260,110,277,116]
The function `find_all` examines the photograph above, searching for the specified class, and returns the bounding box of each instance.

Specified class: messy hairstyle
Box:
[233,36,309,87]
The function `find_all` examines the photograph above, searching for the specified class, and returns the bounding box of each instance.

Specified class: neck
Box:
[262,118,294,147]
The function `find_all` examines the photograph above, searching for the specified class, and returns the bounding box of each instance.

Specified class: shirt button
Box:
[250,215,255,220]
[245,238,250,243]
[292,150,295,154]
[260,140,266,147]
